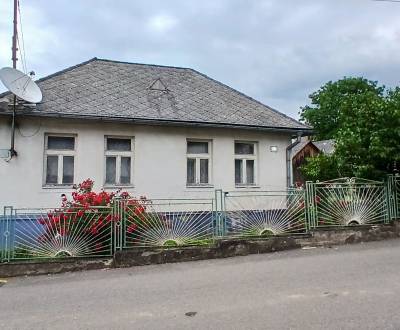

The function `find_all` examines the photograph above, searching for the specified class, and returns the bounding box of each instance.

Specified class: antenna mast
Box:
[10,0,18,157]
[12,0,18,69]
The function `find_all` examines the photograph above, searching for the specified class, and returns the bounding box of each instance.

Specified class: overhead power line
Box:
[372,0,400,3]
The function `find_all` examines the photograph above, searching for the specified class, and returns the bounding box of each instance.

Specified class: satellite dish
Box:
[0,67,42,103]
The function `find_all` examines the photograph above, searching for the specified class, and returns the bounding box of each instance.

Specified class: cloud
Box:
[1,0,400,118]
[147,14,178,33]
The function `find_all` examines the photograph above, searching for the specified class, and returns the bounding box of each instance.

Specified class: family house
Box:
[0,58,310,209]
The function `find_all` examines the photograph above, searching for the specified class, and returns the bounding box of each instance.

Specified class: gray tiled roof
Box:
[0,58,310,131]
[313,139,335,154]
[290,139,335,159]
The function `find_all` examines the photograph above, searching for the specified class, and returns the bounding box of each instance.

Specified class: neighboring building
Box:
[313,140,335,155]
[290,138,335,186]
[0,58,310,209]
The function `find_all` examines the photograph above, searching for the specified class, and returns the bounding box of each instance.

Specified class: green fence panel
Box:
[222,189,307,237]
[120,197,216,248]
[5,206,114,261]
[312,177,389,227]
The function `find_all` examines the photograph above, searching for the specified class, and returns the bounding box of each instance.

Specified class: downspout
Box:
[286,131,302,188]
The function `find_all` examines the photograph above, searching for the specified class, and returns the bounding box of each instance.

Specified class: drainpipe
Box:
[286,131,302,188]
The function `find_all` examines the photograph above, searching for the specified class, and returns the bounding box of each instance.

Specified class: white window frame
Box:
[186,139,212,186]
[43,134,76,186]
[104,136,134,187]
[234,141,258,186]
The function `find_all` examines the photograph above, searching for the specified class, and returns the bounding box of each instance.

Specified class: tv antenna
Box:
[0,0,42,159]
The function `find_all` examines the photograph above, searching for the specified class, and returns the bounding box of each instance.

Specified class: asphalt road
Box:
[1,239,400,330]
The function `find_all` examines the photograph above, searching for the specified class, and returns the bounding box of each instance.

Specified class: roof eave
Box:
[0,111,312,134]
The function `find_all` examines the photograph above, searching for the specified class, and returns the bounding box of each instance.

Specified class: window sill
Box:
[42,185,74,190]
[235,184,260,189]
[103,185,135,190]
[186,184,214,189]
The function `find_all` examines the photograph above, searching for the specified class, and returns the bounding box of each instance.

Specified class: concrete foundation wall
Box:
[1,223,400,277]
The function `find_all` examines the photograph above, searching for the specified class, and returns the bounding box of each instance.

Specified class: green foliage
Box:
[300,77,384,140]
[300,77,400,181]
[301,154,342,182]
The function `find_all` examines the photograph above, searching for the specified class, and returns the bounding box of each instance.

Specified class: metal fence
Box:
[1,176,400,263]
[222,189,307,237]
[1,206,114,262]
[116,198,215,248]
[388,175,400,221]
[306,178,389,228]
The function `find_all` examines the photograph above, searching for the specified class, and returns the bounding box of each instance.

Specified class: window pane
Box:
[48,136,75,150]
[120,157,131,184]
[187,141,208,154]
[235,159,243,184]
[107,138,131,151]
[200,159,209,184]
[62,156,74,184]
[46,156,58,184]
[235,142,254,155]
[105,157,116,184]
[187,158,196,185]
[246,160,255,184]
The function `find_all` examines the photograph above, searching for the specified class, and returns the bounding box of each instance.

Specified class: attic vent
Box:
[149,78,168,92]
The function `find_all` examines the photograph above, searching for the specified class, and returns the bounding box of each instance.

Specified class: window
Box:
[234,142,257,186]
[187,140,211,186]
[105,137,134,185]
[44,135,76,185]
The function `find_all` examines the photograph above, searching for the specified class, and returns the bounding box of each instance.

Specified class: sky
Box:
[1,0,400,119]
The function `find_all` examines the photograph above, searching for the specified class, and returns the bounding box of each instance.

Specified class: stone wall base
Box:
[0,258,113,278]
[1,222,400,278]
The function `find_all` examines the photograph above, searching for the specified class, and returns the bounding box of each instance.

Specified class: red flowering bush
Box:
[38,179,148,256]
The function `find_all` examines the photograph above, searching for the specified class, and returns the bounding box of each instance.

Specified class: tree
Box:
[300,77,400,181]
[300,154,341,182]
[300,77,384,140]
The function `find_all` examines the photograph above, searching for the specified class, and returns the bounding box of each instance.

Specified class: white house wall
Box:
[0,116,291,209]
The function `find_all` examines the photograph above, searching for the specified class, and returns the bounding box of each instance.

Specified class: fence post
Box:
[385,175,393,223]
[214,189,226,237]
[2,206,13,262]
[113,198,123,251]
[387,175,398,221]
[305,181,316,229]
[396,175,400,221]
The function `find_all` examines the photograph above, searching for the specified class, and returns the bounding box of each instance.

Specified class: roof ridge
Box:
[188,68,309,129]
[35,57,98,83]
[95,58,191,71]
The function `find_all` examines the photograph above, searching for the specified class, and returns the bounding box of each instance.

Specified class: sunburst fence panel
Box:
[1,206,114,262]
[312,178,389,227]
[223,189,307,237]
[121,198,215,247]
